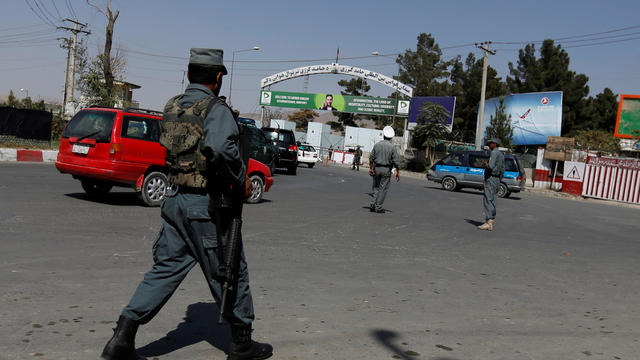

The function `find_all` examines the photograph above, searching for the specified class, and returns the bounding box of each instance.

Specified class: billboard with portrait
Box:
[259,90,403,116]
[614,94,640,139]
[479,91,563,145]
[407,96,456,131]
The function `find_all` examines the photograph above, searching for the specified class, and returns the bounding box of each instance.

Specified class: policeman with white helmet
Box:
[368,126,400,213]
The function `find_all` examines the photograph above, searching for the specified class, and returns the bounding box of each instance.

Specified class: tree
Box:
[411,101,452,165]
[574,129,620,154]
[7,90,20,107]
[288,109,318,131]
[484,98,514,149]
[590,88,618,132]
[507,40,590,135]
[86,0,120,106]
[417,101,451,125]
[449,53,507,142]
[411,120,448,166]
[76,39,127,107]
[396,33,453,96]
[335,78,370,129]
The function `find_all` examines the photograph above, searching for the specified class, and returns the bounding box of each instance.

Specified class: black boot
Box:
[228,325,273,360]
[101,316,146,360]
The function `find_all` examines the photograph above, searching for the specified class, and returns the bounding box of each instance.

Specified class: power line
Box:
[494,24,640,45]
[50,0,62,18]
[66,0,78,20]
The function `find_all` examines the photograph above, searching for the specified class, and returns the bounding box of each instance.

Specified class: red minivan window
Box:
[62,110,116,142]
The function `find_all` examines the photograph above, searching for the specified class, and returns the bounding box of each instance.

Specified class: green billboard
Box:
[259,90,407,116]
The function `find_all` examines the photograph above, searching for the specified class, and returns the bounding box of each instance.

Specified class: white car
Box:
[297,144,320,168]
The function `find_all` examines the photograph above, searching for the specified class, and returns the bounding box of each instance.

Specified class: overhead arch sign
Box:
[260,63,414,97]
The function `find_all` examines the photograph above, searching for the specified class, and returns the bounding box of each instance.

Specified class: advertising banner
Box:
[259,90,403,116]
[407,97,456,131]
[614,94,640,139]
[478,91,563,145]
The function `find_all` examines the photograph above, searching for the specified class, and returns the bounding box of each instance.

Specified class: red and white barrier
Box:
[534,148,562,190]
[0,148,58,163]
[562,161,585,196]
[331,150,355,165]
[582,156,640,204]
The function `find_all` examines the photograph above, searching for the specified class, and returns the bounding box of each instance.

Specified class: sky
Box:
[2,0,639,115]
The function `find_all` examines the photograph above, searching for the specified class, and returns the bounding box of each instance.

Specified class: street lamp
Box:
[228,46,260,106]
[20,88,29,99]
[372,52,401,108]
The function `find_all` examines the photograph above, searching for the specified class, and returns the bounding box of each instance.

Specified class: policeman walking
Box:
[369,126,400,213]
[100,49,272,360]
[352,145,362,171]
[477,138,505,231]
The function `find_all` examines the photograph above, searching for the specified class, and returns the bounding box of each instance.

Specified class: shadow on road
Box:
[370,329,463,360]
[464,219,484,227]
[424,186,521,200]
[137,302,230,357]
[64,192,142,206]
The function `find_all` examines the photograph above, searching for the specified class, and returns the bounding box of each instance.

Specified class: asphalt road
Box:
[1,162,639,360]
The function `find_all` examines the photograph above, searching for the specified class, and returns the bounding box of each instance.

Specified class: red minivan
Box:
[56,107,273,206]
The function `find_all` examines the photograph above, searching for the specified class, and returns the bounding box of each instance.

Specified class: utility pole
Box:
[474,41,495,150]
[58,38,72,117]
[58,19,90,114]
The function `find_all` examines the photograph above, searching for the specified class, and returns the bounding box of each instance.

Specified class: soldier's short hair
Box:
[188,63,223,85]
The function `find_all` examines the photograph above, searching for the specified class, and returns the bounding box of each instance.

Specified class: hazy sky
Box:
[2,0,639,114]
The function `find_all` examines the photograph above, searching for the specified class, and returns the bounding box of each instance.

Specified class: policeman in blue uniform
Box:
[100,48,272,360]
[478,138,505,231]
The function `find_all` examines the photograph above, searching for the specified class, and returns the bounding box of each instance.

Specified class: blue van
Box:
[427,150,525,197]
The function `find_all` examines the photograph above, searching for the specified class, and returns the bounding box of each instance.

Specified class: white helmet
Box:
[383,126,395,139]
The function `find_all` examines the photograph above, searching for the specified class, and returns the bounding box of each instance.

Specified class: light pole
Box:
[228,46,260,107]
[20,88,29,99]
[372,51,401,123]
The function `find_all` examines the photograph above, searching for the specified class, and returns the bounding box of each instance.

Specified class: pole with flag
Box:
[336,47,339,63]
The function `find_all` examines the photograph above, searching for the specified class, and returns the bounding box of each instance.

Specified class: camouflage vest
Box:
[159,95,216,188]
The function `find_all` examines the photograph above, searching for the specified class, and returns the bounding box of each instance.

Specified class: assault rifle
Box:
[216,119,250,324]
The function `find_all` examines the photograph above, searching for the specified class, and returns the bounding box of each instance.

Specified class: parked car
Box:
[244,124,278,173]
[297,143,320,168]
[261,127,298,175]
[426,150,525,197]
[56,106,274,206]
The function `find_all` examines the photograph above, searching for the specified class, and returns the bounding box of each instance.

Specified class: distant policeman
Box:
[100,48,272,360]
[477,138,505,231]
[369,126,400,213]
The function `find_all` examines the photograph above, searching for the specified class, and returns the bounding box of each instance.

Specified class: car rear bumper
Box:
[298,156,320,163]
[55,154,143,186]
[264,176,274,192]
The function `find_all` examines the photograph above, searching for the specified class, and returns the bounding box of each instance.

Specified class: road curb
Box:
[0,148,58,163]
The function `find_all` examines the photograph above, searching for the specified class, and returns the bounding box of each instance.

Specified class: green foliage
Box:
[448,53,507,142]
[326,120,344,133]
[7,90,20,107]
[288,109,318,131]
[417,101,450,125]
[335,78,370,129]
[574,129,621,153]
[485,98,514,149]
[411,119,448,165]
[396,33,453,96]
[507,40,591,135]
[77,55,117,107]
[590,88,618,132]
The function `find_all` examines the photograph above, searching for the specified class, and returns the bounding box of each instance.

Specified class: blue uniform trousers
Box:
[121,192,254,326]
[483,177,499,220]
